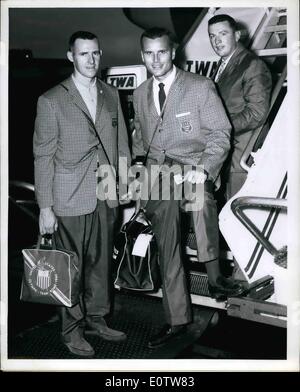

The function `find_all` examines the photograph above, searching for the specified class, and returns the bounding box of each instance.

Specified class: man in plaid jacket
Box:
[33,31,131,357]
[132,27,243,349]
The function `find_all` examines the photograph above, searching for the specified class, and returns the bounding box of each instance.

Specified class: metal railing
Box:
[230,196,287,263]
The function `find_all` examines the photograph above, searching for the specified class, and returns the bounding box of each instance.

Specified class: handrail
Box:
[231,196,287,260]
[9,180,35,192]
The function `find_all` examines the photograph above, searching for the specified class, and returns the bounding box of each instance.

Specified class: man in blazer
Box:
[208,14,272,199]
[132,27,243,349]
[33,31,131,357]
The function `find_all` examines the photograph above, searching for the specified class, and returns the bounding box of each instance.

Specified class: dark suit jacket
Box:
[33,76,131,216]
[214,43,272,174]
[132,67,231,182]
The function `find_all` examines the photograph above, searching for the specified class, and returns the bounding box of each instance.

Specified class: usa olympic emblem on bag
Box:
[27,257,58,295]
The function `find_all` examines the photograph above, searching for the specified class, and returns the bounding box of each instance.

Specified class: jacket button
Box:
[162,149,166,154]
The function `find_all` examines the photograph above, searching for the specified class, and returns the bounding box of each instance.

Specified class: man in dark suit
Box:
[132,27,243,349]
[33,31,131,357]
[208,14,272,199]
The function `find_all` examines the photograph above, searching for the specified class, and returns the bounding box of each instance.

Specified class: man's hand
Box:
[185,169,207,184]
[39,207,58,235]
[119,190,133,205]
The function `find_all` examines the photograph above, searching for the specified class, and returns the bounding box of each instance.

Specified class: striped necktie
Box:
[214,59,226,82]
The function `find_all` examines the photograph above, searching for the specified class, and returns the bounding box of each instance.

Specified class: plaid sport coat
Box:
[132,67,231,182]
[33,76,131,216]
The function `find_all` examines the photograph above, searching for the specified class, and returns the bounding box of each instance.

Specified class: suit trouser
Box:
[141,164,218,325]
[53,200,116,337]
[191,189,219,262]
[143,179,192,326]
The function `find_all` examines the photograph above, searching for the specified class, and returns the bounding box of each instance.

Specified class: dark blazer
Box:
[132,67,231,182]
[33,76,131,216]
[213,43,272,174]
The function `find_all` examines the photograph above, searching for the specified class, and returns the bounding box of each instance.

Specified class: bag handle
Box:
[127,208,152,228]
[128,208,143,222]
[36,234,54,250]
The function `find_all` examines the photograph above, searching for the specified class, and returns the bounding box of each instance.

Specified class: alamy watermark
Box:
[96,157,207,211]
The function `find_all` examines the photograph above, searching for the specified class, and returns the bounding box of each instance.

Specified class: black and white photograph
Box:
[1,0,299,373]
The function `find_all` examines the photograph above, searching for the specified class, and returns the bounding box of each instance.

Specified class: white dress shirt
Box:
[153,65,176,114]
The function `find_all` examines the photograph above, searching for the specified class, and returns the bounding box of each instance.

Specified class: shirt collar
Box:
[72,73,97,89]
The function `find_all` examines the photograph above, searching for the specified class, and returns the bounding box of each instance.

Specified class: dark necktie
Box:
[158,82,166,111]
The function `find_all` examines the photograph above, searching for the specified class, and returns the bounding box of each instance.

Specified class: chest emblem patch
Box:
[181,120,192,133]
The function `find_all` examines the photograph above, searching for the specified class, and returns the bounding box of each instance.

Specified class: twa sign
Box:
[106,65,147,90]
[107,74,136,89]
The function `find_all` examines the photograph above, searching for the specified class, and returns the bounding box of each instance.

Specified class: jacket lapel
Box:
[60,76,112,166]
[60,76,92,120]
[165,68,184,112]
[61,76,104,137]
[95,79,104,128]
[146,78,159,119]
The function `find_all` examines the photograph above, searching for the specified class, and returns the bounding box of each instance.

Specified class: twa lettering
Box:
[106,74,136,89]
[185,60,218,77]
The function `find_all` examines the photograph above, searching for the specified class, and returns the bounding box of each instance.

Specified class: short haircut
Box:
[208,14,237,31]
[68,31,98,50]
[140,27,175,49]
